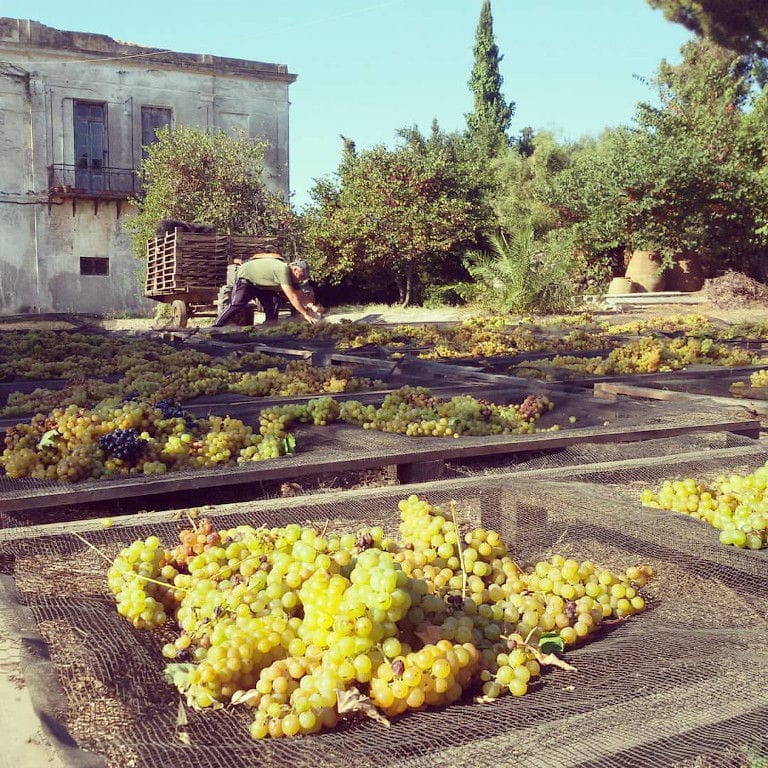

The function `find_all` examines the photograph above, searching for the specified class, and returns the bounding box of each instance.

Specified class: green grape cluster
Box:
[641,463,768,549]
[256,387,557,439]
[339,386,556,437]
[107,535,178,629]
[0,333,384,417]
[108,495,653,740]
[259,398,341,438]
[0,330,172,381]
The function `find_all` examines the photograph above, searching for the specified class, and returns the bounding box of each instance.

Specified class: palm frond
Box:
[464,223,576,313]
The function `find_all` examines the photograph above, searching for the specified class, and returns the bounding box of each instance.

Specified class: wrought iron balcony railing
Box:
[47,164,140,198]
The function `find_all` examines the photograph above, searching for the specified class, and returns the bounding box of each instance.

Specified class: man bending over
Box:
[212,254,319,327]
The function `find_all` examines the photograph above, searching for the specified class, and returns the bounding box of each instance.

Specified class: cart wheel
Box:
[171,300,189,328]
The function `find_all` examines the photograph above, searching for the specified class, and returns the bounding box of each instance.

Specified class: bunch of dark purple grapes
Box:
[156,399,196,428]
[98,428,148,462]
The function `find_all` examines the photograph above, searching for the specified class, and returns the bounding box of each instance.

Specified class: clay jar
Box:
[607,276,633,295]
[667,253,704,292]
[625,250,667,293]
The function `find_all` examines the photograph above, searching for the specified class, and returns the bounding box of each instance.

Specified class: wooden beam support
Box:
[594,382,768,421]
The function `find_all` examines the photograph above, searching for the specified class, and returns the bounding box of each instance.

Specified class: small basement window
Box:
[80,257,109,276]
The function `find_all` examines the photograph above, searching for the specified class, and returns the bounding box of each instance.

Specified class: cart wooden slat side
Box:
[145,230,269,327]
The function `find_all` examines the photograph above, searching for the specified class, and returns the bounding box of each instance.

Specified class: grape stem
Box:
[71,531,192,592]
[71,531,115,564]
[450,501,467,600]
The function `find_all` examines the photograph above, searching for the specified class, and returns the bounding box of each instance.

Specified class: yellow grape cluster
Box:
[641,464,768,549]
[0,399,291,482]
[750,369,768,387]
[107,495,652,740]
[0,332,384,417]
[0,330,176,381]
[599,314,713,336]
[730,367,768,395]
[247,317,613,360]
[539,337,756,377]
[2,379,121,417]
[232,361,380,399]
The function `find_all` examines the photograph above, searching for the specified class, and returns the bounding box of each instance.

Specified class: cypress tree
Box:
[466,0,514,157]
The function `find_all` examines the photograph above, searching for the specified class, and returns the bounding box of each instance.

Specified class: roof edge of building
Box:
[0,17,298,83]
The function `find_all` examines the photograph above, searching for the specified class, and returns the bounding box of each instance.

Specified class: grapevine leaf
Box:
[503,632,577,672]
[230,688,260,707]
[336,686,390,728]
[37,429,60,449]
[164,663,195,692]
[539,632,565,655]
[175,701,191,745]
[282,433,297,455]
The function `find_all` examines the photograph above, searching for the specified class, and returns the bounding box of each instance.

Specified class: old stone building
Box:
[0,18,296,315]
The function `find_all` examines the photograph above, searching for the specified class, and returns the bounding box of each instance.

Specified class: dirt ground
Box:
[1,292,767,768]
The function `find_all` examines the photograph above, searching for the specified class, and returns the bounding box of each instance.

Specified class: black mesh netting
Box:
[1,436,767,768]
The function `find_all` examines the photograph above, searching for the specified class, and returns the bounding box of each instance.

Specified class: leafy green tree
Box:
[127,125,295,258]
[544,39,768,282]
[302,126,488,305]
[622,39,768,274]
[490,130,572,241]
[466,0,514,158]
[647,0,768,57]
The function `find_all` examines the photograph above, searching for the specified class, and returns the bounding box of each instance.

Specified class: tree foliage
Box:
[301,125,489,305]
[490,131,572,241]
[127,126,295,258]
[540,38,768,282]
[647,0,768,57]
[466,0,514,157]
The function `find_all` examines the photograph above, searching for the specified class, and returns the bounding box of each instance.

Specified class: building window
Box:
[80,257,109,276]
[141,106,172,158]
[74,101,108,192]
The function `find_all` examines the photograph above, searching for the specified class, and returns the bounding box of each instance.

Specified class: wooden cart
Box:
[145,229,265,327]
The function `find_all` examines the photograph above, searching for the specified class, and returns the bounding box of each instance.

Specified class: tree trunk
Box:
[395,277,406,305]
[400,265,413,307]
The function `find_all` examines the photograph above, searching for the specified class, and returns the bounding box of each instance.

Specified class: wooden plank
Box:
[5,441,768,541]
[594,381,768,415]
[594,382,689,402]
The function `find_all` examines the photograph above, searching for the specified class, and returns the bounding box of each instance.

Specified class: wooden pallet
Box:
[594,381,768,416]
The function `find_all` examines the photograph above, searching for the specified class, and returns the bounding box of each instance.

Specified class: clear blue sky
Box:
[6,1,692,208]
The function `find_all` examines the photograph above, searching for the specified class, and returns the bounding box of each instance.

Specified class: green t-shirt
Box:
[237,258,291,289]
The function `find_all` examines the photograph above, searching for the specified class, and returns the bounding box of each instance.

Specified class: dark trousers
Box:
[212,279,281,327]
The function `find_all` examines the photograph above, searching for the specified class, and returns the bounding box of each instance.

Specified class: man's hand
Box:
[305,313,321,325]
